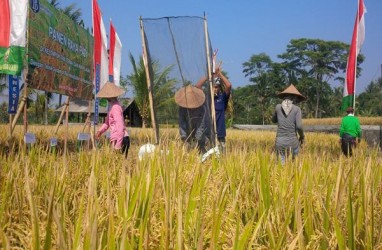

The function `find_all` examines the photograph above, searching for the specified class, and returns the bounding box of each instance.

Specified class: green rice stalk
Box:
[184,165,211,247]
[138,162,156,250]
[43,177,56,250]
[235,218,255,249]
[107,172,116,250]
[158,157,172,249]
[302,161,314,242]
[333,215,345,250]
[211,183,228,249]
[334,161,344,213]
[259,153,271,212]
[321,183,333,249]
[73,196,85,249]
[24,162,40,249]
[346,169,355,250]
[288,220,306,250]
[248,211,266,247]
[176,192,183,250]
[52,204,68,249]
[0,227,10,250]
[83,166,98,249]
[0,170,14,225]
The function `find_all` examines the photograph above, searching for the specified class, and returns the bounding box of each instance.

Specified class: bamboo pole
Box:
[8,114,13,147]
[23,93,27,134]
[140,17,159,144]
[54,97,69,135]
[84,100,96,150]
[204,14,217,147]
[11,91,27,132]
[64,97,69,156]
[83,100,92,133]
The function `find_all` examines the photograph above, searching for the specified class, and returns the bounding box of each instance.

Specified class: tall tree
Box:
[278,38,364,118]
[242,53,287,124]
[358,78,382,116]
[231,84,259,124]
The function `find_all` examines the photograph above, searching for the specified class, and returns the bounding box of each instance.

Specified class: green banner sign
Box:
[28,0,94,100]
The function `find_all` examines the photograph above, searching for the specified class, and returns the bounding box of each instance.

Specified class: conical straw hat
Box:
[174,85,205,109]
[96,82,125,98]
[277,84,307,102]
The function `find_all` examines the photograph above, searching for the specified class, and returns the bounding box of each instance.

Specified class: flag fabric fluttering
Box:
[92,0,109,90]
[108,20,122,86]
[342,0,366,112]
[92,0,109,122]
[0,0,28,76]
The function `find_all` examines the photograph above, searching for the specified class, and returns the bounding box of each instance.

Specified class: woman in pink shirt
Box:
[95,82,130,157]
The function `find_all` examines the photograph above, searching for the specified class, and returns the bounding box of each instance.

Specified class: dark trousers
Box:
[121,136,130,158]
[341,133,356,157]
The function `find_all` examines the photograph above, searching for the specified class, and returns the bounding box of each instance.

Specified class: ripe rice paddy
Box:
[0,124,381,249]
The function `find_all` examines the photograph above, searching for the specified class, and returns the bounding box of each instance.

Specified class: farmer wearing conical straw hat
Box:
[272,84,306,165]
[95,82,130,157]
[174,84,209,154]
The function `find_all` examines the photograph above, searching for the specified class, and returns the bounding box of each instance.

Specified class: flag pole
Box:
[353,0,360,113]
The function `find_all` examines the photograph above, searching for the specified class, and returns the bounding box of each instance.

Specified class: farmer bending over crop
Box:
[175,84,209,154]
[95,82,130,158]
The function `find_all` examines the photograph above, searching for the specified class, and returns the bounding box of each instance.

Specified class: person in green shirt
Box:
[339,107,362,157]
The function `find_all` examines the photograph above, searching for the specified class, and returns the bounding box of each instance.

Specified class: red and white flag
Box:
[0,0,28,76]
[92,0,108,90]
[342,0,366,111]
[108,20,122,86]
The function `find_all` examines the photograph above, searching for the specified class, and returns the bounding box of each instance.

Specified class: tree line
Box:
[124,38,382,127]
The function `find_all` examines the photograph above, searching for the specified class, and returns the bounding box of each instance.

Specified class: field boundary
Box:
[233,124,382,149]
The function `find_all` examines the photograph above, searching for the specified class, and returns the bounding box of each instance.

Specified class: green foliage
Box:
[235,38,371,123]
[242,53,288,124]
[357,78,382,116]
[232,85,260,124]
[278,38,354,118]
[126,53,178,127]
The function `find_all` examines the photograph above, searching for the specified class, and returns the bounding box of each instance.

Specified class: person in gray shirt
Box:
[272,84,306,165]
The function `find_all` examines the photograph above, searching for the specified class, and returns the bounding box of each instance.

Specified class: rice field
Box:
[0,124,381,249]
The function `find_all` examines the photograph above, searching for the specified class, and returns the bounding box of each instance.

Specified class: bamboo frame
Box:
[140,17,159,144]
[204,14,217,147]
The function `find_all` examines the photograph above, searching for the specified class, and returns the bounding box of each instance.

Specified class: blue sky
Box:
[60,0,382,94]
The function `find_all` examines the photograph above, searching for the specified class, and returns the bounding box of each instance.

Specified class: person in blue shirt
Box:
[212,68,232,154]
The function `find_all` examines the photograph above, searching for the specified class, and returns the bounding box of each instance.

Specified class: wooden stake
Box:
[11,93,27,132]
[64,97,70,156]
[54,97,69,135]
